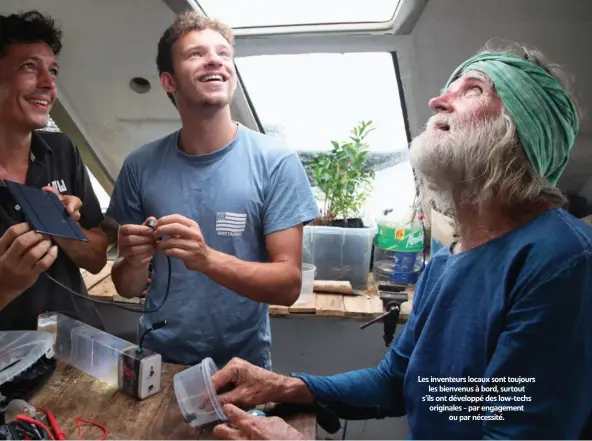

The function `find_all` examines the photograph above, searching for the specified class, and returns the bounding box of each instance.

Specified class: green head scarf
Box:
[444,52,579,186]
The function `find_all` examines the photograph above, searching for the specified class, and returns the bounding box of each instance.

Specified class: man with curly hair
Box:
[210,41,592,440]
[0,11,108,330]
[105,11,318,368]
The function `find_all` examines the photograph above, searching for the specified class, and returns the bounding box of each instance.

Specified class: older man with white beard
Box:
[207,42,592,441]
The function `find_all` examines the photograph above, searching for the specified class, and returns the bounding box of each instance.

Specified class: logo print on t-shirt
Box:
[216,212,247,236]
[47,179,67,193]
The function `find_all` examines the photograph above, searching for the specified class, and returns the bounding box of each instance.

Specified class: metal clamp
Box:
[360,301,401,347]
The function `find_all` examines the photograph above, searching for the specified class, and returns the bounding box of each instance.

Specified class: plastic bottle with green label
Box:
[373,213,425,287]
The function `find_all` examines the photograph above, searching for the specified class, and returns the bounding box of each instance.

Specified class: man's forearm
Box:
[278,376,316,405]
[290,346,407,410]
[202,248,301,306]
[268,372,404,419]
[111,257,150,298]
[100,216,119,245]
[53,227,108,274]
[292,369,397,408]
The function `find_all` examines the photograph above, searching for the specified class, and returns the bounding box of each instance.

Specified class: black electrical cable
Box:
[137,320,168,353]
[42,255,171,314]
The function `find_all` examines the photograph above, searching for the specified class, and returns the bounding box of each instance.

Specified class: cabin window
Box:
[195,0,401,29]
[235,51,416,225]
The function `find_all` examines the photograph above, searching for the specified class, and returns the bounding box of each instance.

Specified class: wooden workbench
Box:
[29,360,317,440]
[82,261,412,322]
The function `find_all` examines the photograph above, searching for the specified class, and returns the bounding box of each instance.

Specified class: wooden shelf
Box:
[81,262,412,322]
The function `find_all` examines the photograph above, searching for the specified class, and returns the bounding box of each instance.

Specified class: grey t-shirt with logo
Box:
[106,124,319,368]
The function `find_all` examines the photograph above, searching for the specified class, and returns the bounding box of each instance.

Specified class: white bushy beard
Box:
[409,111,516,217]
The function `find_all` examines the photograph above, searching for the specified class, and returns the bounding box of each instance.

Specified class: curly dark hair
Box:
[0,10,62,58]
[156,11,234,105]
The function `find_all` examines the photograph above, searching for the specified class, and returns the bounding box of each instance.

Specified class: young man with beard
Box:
[0,11,108,330]
[105,12,318,369]
[208,41,592,440]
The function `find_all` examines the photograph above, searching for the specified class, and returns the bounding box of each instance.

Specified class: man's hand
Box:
[211,358,288,409]
[212,404,308,440]
[42,186,82,223]
[212,358,316,407]
[117,217,157,268]
[153,214,209,272]
[0,223,58,305]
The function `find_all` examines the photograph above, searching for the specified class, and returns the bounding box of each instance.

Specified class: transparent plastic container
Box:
[174,357,227,428]
[70,325,136,385]
[0,331,55,387]
[302,226,376,289]
[295,263,316,305]
[37,312,135,386]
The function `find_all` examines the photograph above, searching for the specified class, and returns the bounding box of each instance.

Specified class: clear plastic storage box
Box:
[302,225,376,290]
[174,357,227,428]
[37,312,135,386]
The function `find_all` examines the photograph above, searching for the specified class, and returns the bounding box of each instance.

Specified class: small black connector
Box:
[152,320,168,331]
[137,320,168,353]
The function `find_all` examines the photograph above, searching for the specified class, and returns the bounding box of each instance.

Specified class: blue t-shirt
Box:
[107,124,319,368]
[295,208,592,439]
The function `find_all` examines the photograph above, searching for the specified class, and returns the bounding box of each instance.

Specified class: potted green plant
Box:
[304,121,377,289]
[311,120,375,227]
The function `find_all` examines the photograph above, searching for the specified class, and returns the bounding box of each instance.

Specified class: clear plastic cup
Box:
[173,357,228,428]
[295,263,316,304]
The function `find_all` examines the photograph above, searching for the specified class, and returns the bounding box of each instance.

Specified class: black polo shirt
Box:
[0,130,105,330]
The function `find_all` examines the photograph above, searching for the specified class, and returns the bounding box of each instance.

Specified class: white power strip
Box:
[118,346,162,400]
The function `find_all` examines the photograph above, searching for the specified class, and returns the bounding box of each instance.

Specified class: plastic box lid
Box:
[304,225,377,237]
